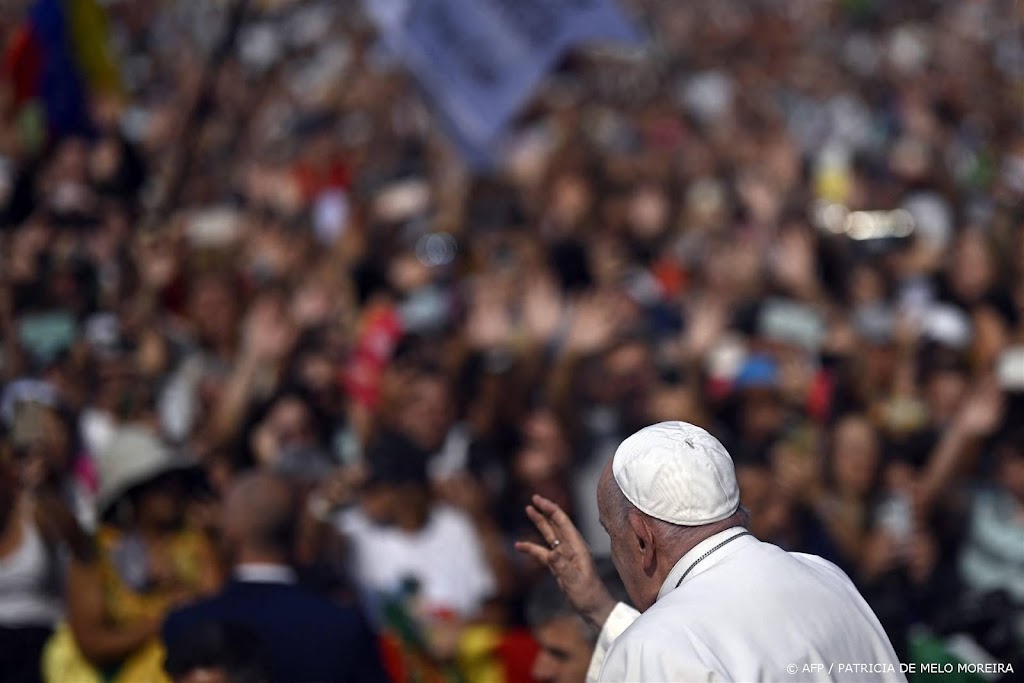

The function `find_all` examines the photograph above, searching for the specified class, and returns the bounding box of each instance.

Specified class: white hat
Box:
[612,422,739,526]
[96,425,196,515]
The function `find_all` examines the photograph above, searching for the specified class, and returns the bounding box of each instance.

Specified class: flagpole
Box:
[139,0,251,233]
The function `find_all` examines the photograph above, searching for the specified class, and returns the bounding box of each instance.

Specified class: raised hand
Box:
[134,233,181,293]
[770,228,819,296]
[317,464,367,510]
[859,529,901,580]
[466,277,512,349]
[906,532,937,585]
[515,494,617,628]
[522,275,564,345]
[682,296,727,360]
[773,447,824,504]
[953,377,1005,438]
[564,294,618,355]
[435,473,489,521]
[292,280,334,330]
[242,296,297,363]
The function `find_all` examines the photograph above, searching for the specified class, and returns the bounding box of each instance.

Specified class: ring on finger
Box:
[550,539,560,549]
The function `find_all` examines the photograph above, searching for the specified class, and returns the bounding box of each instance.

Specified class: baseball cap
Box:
[612,422,740,526]
[733,354,779,391]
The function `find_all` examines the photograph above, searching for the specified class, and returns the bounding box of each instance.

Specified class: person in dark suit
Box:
[162,472,388,683]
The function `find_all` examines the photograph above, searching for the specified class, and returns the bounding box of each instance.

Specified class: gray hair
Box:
[604,471,750,552]
[649,506,751,552]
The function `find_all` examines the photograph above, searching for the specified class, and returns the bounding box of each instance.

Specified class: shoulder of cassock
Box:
[598,599,721,682]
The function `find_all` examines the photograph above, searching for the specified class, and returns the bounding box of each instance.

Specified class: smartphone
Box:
[397,286,449,333]
[758,299,826,351]
[18,311,76,362]
[0,155,12,207]
[313,190,350,245]
[876,494,914,546]
[997,346,1024,392]
[110,534,152,593]
[12,401,46,450]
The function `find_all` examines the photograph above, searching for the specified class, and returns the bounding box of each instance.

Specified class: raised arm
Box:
[918,377,1005,513]
[65,559,161,665]
[209,297,296,445]
[515,494,639,681]
[516,494,618,626]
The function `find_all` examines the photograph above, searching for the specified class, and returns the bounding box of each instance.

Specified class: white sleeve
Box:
[586,602,641,683]
[464,527,497,608]
[597,632,717,683]
[449,510,496,614]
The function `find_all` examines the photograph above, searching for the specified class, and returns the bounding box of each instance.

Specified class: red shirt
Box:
[292,162,350,203]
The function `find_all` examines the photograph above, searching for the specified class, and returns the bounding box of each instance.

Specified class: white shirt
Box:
[0,516,61,627]
[336,504,496,618]
[589,528,905,683]
[234,562,297,584]
[959,489,1024,602]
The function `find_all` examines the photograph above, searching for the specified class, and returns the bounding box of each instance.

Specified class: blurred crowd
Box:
[1,0,1023,681]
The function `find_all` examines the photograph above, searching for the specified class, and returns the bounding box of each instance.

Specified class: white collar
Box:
[657,526,752,601]
[234,563,297,584]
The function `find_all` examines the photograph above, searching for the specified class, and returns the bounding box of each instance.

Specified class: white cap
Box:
[612,422,740,526]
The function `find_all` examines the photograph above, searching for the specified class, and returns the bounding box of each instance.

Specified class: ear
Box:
[627,509,657,574]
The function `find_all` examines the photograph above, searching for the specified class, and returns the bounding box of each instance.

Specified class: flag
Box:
[2,0,120,141]
[66,0,122,96]
[31,0,91,136]
[366,0,640,168]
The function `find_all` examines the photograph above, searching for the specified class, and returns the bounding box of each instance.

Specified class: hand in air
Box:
[515,494,617,629]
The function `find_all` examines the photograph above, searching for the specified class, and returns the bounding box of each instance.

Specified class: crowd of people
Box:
[1,0,1022,681]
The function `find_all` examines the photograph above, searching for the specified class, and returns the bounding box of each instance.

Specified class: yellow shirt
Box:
[96,525,213,625]
[44,525,217,683]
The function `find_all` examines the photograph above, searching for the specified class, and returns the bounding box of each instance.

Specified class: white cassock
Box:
[588,528,906,683]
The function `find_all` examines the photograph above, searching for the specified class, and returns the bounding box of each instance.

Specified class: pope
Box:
[516,421,905,682]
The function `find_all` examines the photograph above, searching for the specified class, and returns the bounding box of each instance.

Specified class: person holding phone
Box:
[0,400,95,683]
[0,448,80,683]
